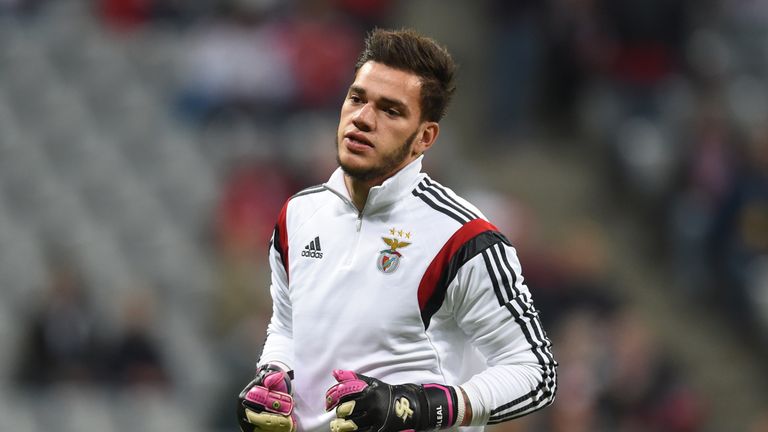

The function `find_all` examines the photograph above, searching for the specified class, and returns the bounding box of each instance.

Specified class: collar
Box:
[324,156,424,213]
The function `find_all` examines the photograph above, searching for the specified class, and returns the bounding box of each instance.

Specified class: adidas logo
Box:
[301,236,323,259]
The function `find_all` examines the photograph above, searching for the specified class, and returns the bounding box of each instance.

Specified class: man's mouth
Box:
[344,132,373,148]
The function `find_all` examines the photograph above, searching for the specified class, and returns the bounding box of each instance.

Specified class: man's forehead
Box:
[352,61,422,102]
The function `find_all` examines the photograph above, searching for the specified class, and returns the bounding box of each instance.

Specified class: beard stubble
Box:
[336,130,419,183]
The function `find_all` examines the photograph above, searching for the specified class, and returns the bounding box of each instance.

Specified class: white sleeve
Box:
[257,231,295,370]
[449,241,557,425]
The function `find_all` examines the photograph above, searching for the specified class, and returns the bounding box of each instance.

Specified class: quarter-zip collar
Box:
[324,156,424,214]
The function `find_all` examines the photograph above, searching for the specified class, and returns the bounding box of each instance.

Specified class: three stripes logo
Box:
[301,236,323,259]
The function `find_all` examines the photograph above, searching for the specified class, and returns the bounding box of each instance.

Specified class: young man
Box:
[238,29,557,432]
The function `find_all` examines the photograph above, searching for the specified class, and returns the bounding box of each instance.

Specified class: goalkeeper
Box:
[238,28,557,432]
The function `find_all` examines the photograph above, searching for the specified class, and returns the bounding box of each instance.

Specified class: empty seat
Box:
[0,221,47,305]
[43,387,120,432]
[110,390,204,432]
[0,393,38,432]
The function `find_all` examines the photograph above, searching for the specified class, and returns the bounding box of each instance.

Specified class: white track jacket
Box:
[259,157,556,432]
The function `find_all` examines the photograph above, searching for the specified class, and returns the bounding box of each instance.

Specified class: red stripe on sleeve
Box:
[417,219,499,310]
[276,200,289,275]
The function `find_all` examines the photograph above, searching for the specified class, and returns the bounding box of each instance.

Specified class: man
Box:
[238,28,557,432]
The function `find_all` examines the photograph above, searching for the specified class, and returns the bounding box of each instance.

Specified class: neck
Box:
[343,175,379,211]
[340,155,421,211]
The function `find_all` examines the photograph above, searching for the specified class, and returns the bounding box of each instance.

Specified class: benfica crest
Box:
[377,229,411,274]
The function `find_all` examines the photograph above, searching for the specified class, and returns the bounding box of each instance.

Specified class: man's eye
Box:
[385,108,400,116]
[349,95,362,103]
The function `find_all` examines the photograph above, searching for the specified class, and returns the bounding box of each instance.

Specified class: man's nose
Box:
[352,103,375,132]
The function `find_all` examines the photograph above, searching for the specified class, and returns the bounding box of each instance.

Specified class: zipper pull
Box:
[356,213,363,232]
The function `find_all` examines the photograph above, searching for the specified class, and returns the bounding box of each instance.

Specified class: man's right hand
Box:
[237,364,297,432]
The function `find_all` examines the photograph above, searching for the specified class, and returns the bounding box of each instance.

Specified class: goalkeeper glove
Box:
[325,369,459,432]
[237,364,297,432]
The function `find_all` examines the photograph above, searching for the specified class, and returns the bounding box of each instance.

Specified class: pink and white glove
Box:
[325,370,459,432]
[237,364,297,432]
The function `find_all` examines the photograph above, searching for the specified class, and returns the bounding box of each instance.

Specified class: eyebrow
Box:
[349,85,411,116]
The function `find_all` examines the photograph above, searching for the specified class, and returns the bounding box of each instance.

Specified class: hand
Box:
[237,364,297,432]
[325,370,458,432]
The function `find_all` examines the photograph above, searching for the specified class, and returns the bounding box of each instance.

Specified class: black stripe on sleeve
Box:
[489,361,557,423]
[412,186,469,225]
[497,245,557,367]
[272,224,286,270]
[486,245,547,369]
[482,244,557,422]
[421,230,509,328]
[489,244,517,304]
[482,250,506,307]
[488,375,555,423]
[416,182,477,223]
[423,178,480,220]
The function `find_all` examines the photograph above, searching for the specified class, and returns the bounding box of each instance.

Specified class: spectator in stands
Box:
[539,0,612,134]
[211,156,297,336]
[484,0,545,143]
[710,121,768,337]
[98,0,155,30]
[177,0,296,124]
[14,256,104,388]
[600,0,688,116]
[215,157,296,259]
[525,220,619,330]
[668,95,736,298]
[97,0,202,29]
[0,0,48,16]
[537,306,705,432]
[599,309,704,431]
[281,0,362,110]
[106,289,170,389]
[332,0,395,30]
[515,219,706,431]
[544,310,604,432]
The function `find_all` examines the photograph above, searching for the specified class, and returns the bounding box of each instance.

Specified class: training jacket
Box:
[259,156,557,432]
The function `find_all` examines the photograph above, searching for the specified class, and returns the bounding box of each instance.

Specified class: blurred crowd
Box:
[504,219,705,432]
[2,0,768,431]
[13,252,169,390]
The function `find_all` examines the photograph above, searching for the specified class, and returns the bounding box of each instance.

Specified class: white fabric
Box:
[259,158,556,432]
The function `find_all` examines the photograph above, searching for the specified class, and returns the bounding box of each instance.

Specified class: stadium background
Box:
[1,0,767,431]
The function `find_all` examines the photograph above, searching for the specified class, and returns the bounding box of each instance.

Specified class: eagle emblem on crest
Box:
[377,230,412,274]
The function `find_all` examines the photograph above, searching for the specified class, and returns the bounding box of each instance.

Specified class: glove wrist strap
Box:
[420,384,458,430]
[258,363,295,380]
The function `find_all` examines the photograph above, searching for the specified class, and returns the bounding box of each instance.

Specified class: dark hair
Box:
[354,28,456,122]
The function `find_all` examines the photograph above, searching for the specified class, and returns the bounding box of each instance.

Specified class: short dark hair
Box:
[354,28,456,122]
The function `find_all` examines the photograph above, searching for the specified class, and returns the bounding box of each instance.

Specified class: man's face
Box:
[336,61,435,183]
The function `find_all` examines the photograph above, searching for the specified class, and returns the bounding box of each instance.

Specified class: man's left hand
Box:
[325,369,458,432]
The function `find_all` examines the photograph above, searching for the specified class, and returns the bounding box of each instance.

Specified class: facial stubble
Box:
[336,130,419,183]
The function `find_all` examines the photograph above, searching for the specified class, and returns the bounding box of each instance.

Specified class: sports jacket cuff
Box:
[459,381,490,426]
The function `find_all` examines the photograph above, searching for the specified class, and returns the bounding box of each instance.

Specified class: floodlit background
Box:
[1,0,767,431]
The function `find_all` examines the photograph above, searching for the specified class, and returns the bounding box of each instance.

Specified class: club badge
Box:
[377,228,411,274]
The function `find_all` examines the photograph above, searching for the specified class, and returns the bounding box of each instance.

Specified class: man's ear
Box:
[415,122,440,155]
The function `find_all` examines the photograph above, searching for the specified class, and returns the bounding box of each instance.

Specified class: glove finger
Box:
[330,417,359,432]
[263,371,289,393]
[332,369,360,382]
[325,380,368,411]
[245,410,296,432]
[335,401,356,418]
